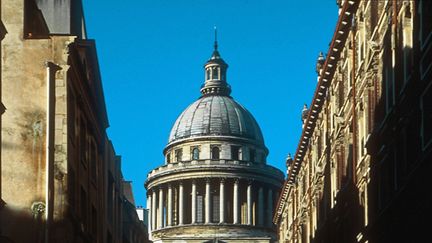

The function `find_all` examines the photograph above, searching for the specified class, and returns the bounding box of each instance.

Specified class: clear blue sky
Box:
[83,0,338,206]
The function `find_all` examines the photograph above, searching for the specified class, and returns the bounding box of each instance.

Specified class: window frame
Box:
[211,146,220,160]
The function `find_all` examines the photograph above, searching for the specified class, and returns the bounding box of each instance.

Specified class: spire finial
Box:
[214,25,218,50]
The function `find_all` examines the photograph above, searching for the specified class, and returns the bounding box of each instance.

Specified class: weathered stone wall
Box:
[1,0,74,241]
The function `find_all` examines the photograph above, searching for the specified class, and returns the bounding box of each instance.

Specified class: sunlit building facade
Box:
[274,0,432,242]
[145,42,284,242]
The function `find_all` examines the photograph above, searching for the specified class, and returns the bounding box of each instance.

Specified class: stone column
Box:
[233,179,239,224]
[167,184,173,226]
[191,180,197,224]
[247,182,253,225]
[147,193,152,233]
[219,179,225,223]
[205,179,211,224]
[158,187,164,229]
[152,190,157,230]
[258,186,264,226]
[267,188,273,227]
[179,182,184,225]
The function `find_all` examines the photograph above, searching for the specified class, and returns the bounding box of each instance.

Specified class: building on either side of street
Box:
[122,181,149,243]
[274,0,432,242]
[0,0,148,242]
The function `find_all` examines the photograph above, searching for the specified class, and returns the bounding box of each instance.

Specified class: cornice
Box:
[274,0,359,224]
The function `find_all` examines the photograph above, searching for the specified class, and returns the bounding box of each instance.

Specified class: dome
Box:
[168,95,264,145]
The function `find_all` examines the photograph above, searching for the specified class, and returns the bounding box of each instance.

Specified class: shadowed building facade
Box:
[145,42,284,242]
[274,0,432,243]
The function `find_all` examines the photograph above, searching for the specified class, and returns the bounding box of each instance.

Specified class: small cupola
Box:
[200,27,231,96]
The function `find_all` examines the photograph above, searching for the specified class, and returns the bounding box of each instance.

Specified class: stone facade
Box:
[274,0,432,242]
[0,0,7,213]
[145,42,284,242]
[122,181,149,243]
[0,1,148,242]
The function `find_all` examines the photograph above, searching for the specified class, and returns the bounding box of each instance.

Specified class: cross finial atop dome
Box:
[200,28,231,96]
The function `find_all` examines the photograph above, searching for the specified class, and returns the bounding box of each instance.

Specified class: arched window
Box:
[231,146,241,160]
[211,146,220,160]
[175,149,182,162]
[192,147,199,160]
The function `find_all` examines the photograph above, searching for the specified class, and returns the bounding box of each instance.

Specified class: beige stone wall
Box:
[1,1,76,242]
[2,0,50,210]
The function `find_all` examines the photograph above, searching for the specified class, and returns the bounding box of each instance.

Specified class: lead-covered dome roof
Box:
[167,39,264,146]
[168,95,264,144]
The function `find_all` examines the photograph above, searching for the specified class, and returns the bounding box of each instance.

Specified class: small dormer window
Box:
[212,67,219,80]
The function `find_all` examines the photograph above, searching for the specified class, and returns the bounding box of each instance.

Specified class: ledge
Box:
[151,223,276,240]
[145,159,284,188]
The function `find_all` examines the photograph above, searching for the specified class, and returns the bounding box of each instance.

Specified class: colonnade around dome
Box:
[147,177,277,231]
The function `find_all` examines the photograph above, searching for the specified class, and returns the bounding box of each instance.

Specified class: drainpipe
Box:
[45,61,62,243]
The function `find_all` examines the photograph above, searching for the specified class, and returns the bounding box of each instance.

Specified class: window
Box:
[367,87,376,134]
[90,139,97,182]
[79,117,87,166]
[378,153,395,210]
[370,0,378,29]
[69,168,76,212]
[421,84,432,148]
[382,37,394,114]
[107,232,112,243]
[212,67,219,80]
[24,0,49,38]
[249,149,256,162]
[166,153,171,163]
[338,80,344,110]
[206,69,211,80]
[107,173,114,223]
[231,146,241,160]
[420,0,432,47]
[68,87,76,141]
[175,149,183,162]
[80,187,88,228]
[211,146,220,160]
[192,147,200,160]
[91,205,97,236]
[403,5,413,83]
[317,135,322,158]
